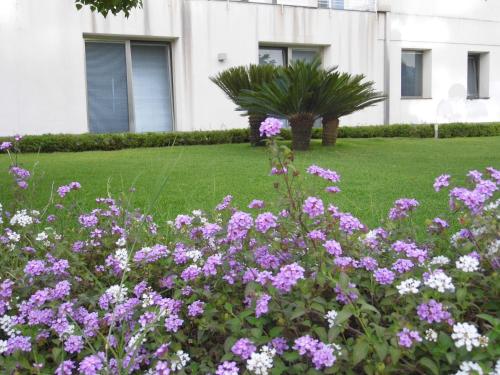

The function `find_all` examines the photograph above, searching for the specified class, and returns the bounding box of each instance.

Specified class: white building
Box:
[0,0,499,136]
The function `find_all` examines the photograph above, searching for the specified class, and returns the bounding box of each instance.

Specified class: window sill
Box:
[467,97,489,100]
[401,97,432,100]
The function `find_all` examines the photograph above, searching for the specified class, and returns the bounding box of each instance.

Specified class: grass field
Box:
[1,137,499,228]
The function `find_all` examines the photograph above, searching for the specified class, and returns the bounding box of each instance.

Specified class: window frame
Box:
[258,45,322,67]
[466,52,489,100]
[83,38,175,133]
[401,49,424,99]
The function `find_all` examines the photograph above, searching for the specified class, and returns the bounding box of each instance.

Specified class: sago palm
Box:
[238,59,338,150]
[210,64,278,146]
[321,72,385,146]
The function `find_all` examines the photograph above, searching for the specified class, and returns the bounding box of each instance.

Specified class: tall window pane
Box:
[131,44,174,132]
[401,50,423,97]
[291,49,318,63]
[85,42,129,133]
[259,47,287,66]
[467,54,479,99]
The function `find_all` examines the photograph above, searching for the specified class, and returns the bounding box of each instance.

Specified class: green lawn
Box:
[1,137,499,227]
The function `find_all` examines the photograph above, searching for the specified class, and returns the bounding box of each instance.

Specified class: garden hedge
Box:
[1,122,499,153]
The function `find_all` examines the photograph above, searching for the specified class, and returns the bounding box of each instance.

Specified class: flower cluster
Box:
[0,134,498,374]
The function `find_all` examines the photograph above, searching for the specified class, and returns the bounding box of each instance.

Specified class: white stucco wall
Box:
[0,0,499,136]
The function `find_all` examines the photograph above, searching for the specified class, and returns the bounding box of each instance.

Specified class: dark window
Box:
[467,53,480,99]
[401,50,423,97]
[259,47,287,66]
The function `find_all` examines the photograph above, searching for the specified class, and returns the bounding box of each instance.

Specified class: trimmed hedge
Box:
[1,122,499,153]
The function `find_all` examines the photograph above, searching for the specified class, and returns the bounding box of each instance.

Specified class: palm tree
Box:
[210,64,279,146]
[238,59,338,150]
[321,72,385,146]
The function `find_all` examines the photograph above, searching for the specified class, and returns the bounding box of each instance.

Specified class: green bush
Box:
[1,122,498,153]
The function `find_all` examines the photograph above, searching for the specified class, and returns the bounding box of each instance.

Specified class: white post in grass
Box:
[434,124,439,139]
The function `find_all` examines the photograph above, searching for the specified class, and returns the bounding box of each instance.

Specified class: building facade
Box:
[0,0,499,136]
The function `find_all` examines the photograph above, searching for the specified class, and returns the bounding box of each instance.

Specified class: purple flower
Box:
[311,342,336,369]
[338,213,363,234]
[433,174,451,192]
[323,240,342,256]
[306,165,341,183]
[259,117,282,137]
[389,198,419,220]
[272,263,305,293]
[271,337,289,355]
[248,199,264,209]
[216,361,239,375]
[164,314,184,332]
[0,141,12,151]
[174,214,192,229]
[6,335,31,353]
[391,259,414,274]
[187,300,205,317]
[78,214,98,228]
[334,282,358,304]
[397,328,422,348]
[308,230,326,241]
[55,360,75,375]
[57,185,71,198]
[360,256,378,271]
[303,197,324,218]
[255,212,278,233]
[293,335,319,355]
[255,293,271,317]
[417,300,452,324]
[24,260,46,277]
[231,338,256,359]
[374,268,395,285]
[79,352,105,375]
[181,265,201,282]
[227,211,253,240]
[64,335,84,354]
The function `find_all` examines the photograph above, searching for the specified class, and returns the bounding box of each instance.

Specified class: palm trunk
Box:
[322,117,340,146]
[290,113,315,151]
[248,114,266,146]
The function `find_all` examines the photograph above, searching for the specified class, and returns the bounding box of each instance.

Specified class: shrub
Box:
[1,123,499,153]
[0,132,499,374]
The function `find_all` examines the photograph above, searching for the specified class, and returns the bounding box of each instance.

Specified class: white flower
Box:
[0,340,7,354]
[491,360,500,375]
[127,333,145,349]
[114,248,130,271]
[246,346,275,375]
[451,323,481,352]
[35,232,48,242]
[116,237,126,247]
[141,292,155,308]
[456,255,480,273]
[0,315,21,337]
[455,361,483,375]
[424,270,455,293]
[396,278,421,295]
[105,285,128,304]
[6,231,20,243]
[325,310,338,328]
[424,329,438,342]
[430,256,450,265]
[170,350,190,371]
[487,240,500,257]
[192,210,203,217]
[186,249,203,263]
[9,210,33,227]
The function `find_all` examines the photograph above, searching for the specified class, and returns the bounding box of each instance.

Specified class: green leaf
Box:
[352,338,370,366]
[419,358,439,375]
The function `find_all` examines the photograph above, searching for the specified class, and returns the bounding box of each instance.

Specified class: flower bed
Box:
[0,128,499,374]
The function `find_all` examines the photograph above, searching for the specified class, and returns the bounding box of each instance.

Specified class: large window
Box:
[85,41,174,133]
[467,52,489,100]
[259,46,320,67]
[401,50,423,98]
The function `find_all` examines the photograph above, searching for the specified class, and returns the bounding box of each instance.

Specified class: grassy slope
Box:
[0,137,499,227]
